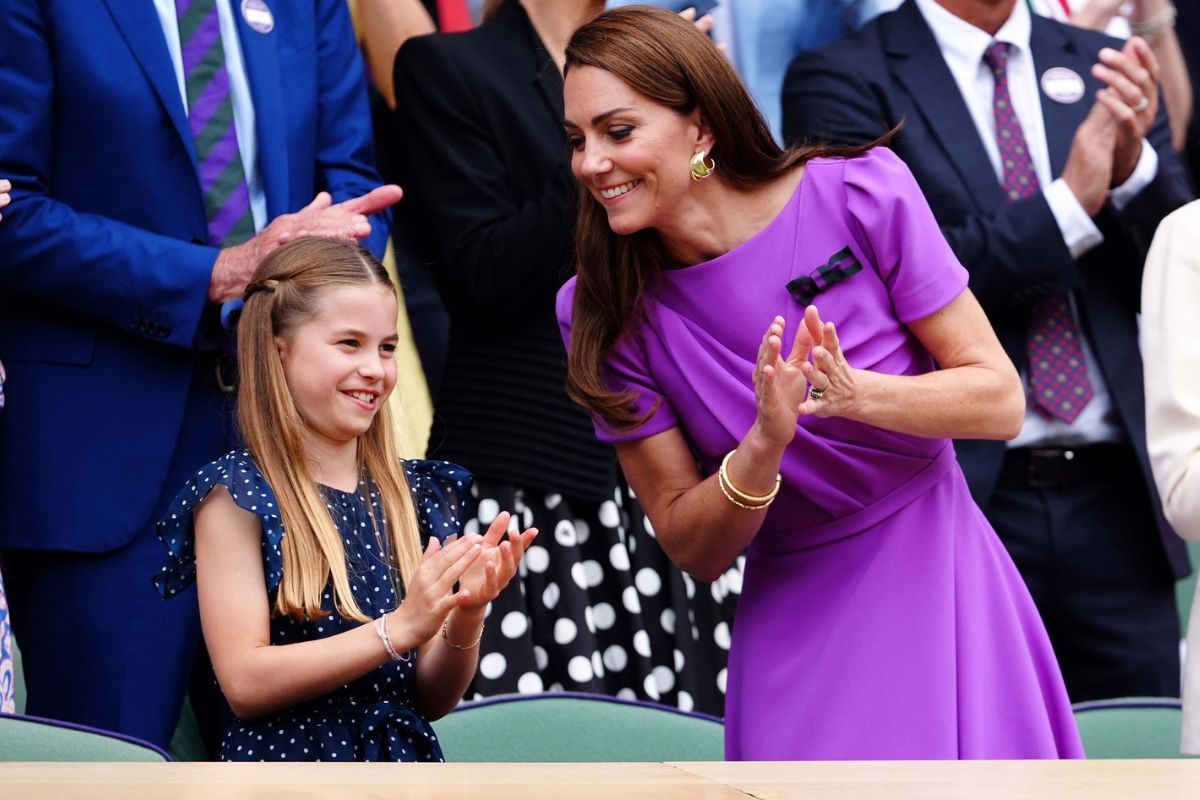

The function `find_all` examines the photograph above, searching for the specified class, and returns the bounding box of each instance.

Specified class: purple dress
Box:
[557,148,1083,760]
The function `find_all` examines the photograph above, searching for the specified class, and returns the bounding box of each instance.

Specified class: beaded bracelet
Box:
[717,450,781,510]
[1130,2,1176,37]
[374,614,410,662]
[441,617,484,650]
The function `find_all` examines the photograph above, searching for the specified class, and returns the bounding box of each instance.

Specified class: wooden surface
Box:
[2,760,1199,799]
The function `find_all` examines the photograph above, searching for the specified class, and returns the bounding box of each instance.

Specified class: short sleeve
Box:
[556,279,679,443]
[404,460,473,544]
[152,450,285,599]
[844,147,969,323]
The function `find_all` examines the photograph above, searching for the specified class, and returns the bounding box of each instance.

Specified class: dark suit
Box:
[782,0,1192,700]
[0,0,388,747]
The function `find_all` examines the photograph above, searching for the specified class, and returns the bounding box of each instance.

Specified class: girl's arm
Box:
[414,513,537,720]
[195,487,483,721]
[614,290,1023,582]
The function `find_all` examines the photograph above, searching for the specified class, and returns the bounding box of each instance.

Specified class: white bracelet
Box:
[374,614,410,662]
[1130,2,1176,37]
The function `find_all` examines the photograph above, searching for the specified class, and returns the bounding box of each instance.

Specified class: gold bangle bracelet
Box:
[717,466,773,511]
[441,617,483,650]
[719,450,781,505]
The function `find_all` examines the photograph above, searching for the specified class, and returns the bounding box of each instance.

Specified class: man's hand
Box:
[1091,37,1160,186]
[1061,95,1118,217]
[206,185,402,303]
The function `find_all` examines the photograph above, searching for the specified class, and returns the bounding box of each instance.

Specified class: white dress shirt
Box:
[154,0,267,234]
[914,0,1159,447]
[1141,199,1200,754]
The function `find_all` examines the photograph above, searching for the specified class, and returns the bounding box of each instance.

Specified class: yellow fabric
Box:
[382,239,434,457]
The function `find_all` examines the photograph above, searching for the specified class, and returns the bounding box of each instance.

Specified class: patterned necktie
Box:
[983,41,1094,424]
[175,0,256,247]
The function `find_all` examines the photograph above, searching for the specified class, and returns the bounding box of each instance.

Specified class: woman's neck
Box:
[657,170,805,267]
[302,434,361,493]
[521,0,602,71]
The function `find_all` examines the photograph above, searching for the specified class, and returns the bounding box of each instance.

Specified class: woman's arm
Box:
[613,315,809,582]
[616,427,783,583]
[353,0,435,109]
[195,487,483,720]
[798,291,1025,440]
[1143,203,1200,541]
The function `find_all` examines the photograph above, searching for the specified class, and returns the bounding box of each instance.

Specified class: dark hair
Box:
[563,5,887,430]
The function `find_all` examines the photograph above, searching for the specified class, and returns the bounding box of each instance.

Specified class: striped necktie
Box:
[175,0,256,247]
[984,41,1094,424]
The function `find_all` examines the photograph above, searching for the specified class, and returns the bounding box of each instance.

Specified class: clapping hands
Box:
[753,305,858,445]
[457,511,538,614]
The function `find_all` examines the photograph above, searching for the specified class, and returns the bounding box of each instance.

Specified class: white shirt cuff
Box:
[1109,139,1159,210]
[1046,178,1104,259]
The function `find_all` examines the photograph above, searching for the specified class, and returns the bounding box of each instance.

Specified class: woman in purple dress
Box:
[556,7,1083,760]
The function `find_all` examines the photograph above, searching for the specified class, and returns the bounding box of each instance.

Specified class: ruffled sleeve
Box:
[152,450,285,599]
[404,460,473,544]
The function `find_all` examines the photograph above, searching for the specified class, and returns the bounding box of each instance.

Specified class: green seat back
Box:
[430,693,724,762]
[1073,698,1195,759]
[0,714,169,761]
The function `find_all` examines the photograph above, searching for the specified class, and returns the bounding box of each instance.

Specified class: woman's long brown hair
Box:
[237,237,423,622]
[564,5,889,431]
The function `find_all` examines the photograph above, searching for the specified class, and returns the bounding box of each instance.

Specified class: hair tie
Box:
[243,278,280,300]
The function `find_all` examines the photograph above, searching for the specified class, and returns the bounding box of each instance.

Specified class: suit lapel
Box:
[100,0,197,171]
[1030,18,1092,178]
[234,8,289,219]
[884,2,1004,208]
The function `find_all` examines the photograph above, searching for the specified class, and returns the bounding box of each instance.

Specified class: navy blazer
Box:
[0,0,389,553]
[781,0,1193,577]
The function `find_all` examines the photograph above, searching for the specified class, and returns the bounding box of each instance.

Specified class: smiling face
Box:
[275,283,399,451]
[564,65,711,236]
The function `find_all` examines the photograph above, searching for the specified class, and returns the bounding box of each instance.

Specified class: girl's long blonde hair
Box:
[236,237,422,622]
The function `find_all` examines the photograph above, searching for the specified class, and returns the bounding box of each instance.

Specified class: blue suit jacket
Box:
[0,0,389,553]
[781,0,1193,577]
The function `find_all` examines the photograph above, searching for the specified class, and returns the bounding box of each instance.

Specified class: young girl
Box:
[154,237,537,762]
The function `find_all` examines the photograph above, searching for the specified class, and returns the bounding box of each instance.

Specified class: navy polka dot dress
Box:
[153,450,472,762]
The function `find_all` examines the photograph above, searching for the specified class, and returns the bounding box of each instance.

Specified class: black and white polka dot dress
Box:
[463,479,742,717]
[154,450,471,762]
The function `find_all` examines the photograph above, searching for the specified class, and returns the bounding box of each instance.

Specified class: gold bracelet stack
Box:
[441,617,483,650]
[717,450,781,511]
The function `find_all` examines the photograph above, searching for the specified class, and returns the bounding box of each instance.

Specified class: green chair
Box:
[430,692,725,762]
[1072,697,1195,759]
[0,713,169,761]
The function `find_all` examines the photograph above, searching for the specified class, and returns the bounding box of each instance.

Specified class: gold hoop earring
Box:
[690,150,716,182]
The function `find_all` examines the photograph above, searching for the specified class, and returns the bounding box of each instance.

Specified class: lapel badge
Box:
[1040,67,1085,104]
[241,0,274,34]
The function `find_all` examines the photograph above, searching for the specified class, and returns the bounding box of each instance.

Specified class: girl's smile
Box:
[276,284,400,451]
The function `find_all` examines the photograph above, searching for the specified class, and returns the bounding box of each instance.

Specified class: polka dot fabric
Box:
[465,478,741,716]
[154,450,473,762]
